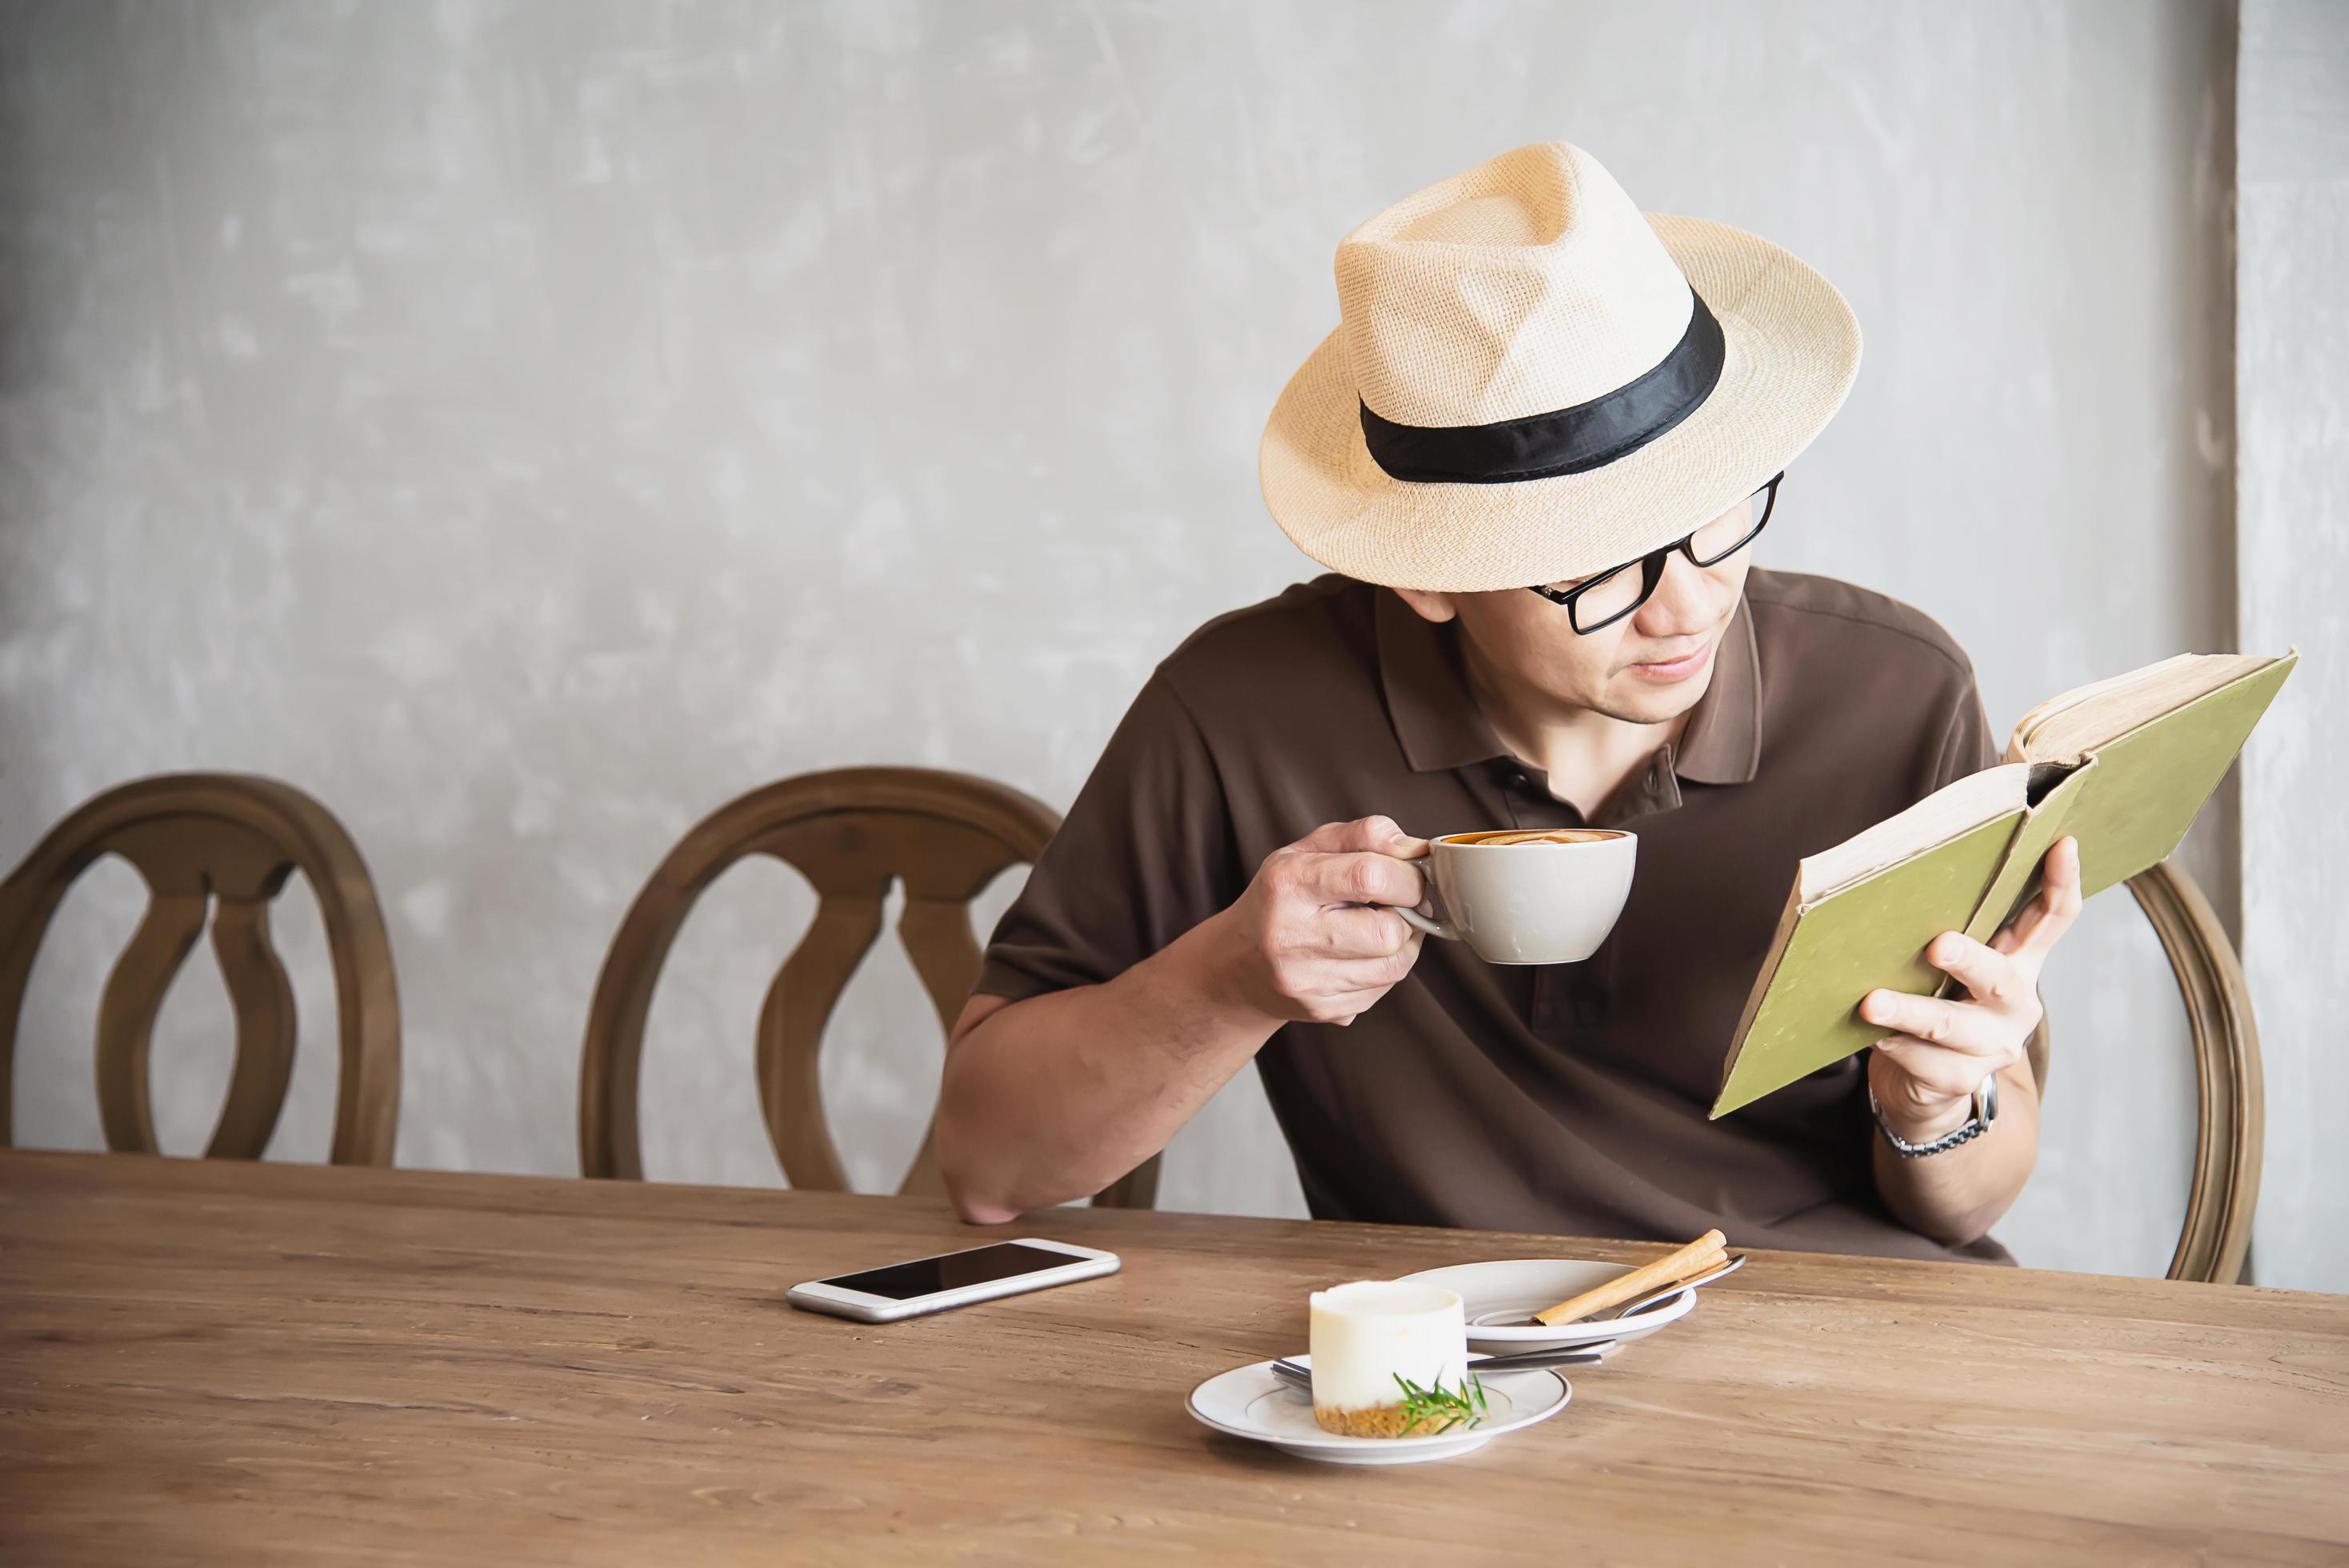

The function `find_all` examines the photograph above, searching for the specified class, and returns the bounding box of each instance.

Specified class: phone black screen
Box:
[819,1242,1078,1301]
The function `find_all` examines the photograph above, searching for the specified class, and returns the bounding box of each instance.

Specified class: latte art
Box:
[1438,829,1625,846]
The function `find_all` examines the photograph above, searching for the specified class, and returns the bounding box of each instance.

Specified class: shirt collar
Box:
[1375,586,1762,786]
[1674,594,1762,785]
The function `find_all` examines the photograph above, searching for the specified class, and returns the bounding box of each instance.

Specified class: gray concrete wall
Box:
[0,1,2252,1278]
[2239,0,2347,1295]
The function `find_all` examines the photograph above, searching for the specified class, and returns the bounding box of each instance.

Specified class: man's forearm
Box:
[1870,1061,2040,1246]
[936,914,1279,1223]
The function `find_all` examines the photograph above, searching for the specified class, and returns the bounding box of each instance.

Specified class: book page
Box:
[2003,654,2198,758]
[2010,654,2274,763]
[1796,762,2031,902]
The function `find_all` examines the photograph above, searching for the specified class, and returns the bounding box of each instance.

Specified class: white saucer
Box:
[1186,1356,1571,1466]
[1398,1258,1698,1354]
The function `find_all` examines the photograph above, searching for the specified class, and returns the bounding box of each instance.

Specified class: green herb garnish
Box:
[1391,1371,1489,1434]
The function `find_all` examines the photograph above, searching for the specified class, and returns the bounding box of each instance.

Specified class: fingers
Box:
[1279,848,1427,912]
[1279,950,1423,1024]
[1918,931,2031,1010]
[1247,891,1424,1023]
[1860,924,2043,1045]
[1273,821,1439,928]
[2015,836,2083,960]
[1870,1035,2004,1102]
[1290,815,1430,860]
[1865,922,2043,1109]
[1241,822,1440,1026]
[1311,904,1414,960]
[1992,837,2083,958]
[1319,985,1407,1027]
[1858,986,2015,1057]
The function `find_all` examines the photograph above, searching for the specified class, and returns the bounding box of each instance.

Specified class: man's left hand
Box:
[1859,836,2083,1142]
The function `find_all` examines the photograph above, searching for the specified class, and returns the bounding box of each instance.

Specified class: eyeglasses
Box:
[1527,472,1784,634]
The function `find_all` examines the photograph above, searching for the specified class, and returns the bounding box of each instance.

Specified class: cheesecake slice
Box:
[1307,1280,1472,1438]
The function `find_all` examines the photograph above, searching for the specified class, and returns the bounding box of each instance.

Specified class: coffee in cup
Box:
[1434,829,1622,847]
[1395,829,1635,964]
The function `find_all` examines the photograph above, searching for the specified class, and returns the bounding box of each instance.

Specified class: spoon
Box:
[1505,1250,1748,1329]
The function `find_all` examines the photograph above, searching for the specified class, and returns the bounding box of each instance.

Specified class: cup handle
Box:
[1393,851,1461,942]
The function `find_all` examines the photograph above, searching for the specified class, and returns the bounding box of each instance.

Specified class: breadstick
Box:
[1535,1230,1727,1326]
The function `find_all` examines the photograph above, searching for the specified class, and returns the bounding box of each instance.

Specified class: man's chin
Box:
[1595,658,1716,726]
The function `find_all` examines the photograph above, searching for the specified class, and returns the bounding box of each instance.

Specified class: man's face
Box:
[1397,490,1758,726]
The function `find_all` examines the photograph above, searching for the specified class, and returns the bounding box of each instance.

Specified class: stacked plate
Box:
[1184,1257,1702,1465]
[1402,1258,1696,1354]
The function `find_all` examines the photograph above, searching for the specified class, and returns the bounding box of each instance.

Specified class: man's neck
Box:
[1461,643,1690,818]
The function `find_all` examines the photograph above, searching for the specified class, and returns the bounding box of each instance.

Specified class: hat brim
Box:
[1259,214,1863,593]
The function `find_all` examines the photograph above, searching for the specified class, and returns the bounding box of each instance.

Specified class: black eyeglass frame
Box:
[1526,471,1785,634]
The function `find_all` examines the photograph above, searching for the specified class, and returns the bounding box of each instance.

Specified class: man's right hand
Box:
[1203,816,1432,1027]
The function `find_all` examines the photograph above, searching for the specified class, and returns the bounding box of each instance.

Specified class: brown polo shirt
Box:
[974,568,2011,1264]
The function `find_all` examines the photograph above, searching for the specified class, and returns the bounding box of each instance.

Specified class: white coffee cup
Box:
[1395,829,1637,965]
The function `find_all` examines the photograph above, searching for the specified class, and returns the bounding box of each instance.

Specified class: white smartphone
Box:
[786,1238,1121,1323]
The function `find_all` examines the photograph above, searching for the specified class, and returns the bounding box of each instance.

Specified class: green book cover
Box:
[1710,653,2296,1119]
[1712,813,2019,1118]
[1959,762,2098,947]
[2033,656,2295,900]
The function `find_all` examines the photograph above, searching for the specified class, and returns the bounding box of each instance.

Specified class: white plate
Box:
[1398,1258,1698,1354]
[1186,1356,1571,1466]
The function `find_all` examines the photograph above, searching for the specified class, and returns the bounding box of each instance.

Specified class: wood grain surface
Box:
[2,1150,2343,1566]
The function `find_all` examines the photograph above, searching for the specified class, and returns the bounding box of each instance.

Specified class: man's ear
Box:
[1391,586,1459,624]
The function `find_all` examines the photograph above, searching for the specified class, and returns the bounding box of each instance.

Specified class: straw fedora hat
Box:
[1260,142,1861,593]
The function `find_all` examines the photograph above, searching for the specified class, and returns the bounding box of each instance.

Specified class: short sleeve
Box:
[973,671,1242,1003]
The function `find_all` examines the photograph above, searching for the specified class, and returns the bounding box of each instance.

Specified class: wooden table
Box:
[2,1151,2344,1564]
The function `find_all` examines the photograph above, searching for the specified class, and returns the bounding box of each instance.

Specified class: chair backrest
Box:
[2130,860,2262,1284]
[0,774,401,1165]
[578,766,1159,1209]
[2033,858,2260,1284]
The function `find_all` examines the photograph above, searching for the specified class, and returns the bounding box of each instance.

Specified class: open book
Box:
[1710,650,2298,1118]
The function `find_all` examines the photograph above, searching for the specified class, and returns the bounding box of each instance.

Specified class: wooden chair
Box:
[2024,860,2262,1284]
[0,774,401,1165]
[578,766,1160,1209]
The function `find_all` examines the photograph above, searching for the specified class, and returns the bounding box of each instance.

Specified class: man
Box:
[936,142,2079,1262]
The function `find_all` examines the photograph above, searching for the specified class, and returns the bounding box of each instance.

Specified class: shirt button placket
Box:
[1495,763,1535,828]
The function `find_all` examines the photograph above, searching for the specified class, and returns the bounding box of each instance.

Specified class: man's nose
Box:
[1631,551,1728,638]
